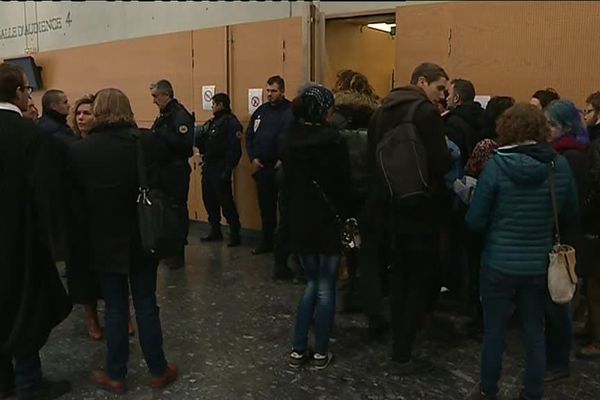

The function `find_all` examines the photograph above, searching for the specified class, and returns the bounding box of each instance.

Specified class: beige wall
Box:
[395,1,600,104]
[324,20,395,99]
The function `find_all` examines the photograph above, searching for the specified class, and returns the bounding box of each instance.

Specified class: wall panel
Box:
[395,1,600,104]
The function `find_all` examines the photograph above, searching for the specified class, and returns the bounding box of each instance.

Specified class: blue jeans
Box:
[99,262,167,380]
[292,254,340,354]
[545,296,571,372]
[480,267,546,400]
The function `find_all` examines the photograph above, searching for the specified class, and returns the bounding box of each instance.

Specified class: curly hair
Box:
[68,94,95,136]
[333,69,379,100]
[496,103,550,146]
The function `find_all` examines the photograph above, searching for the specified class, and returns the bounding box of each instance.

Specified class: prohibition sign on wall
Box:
[202,85,215,111]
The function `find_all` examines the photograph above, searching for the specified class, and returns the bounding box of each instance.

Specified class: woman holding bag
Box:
[283,85,352,370]
[466,103,578,400]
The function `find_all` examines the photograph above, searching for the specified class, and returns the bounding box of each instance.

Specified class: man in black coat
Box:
[150,79,195,270]
[195,93,243,246]
[364,62,451,376]
[443,78,483,166]
[38,89,74,143]
[0,64,72,399]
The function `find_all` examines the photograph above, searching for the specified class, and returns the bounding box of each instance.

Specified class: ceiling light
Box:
[367,23,396,34]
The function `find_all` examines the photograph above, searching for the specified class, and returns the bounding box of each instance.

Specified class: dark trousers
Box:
[359,226,390,324]
[98,262,167,380]
[163,164,191,255]
[480,267,546,400]
[253,167,278,246]
[201,164,240,230]
[390,233,438,362]
[0,352,42,392]
[273,167,293,277]
[545,297,572,372]
[588,277,600,342]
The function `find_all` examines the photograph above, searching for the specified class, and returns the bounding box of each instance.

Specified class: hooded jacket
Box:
[331,91,379,130]
[281,121,352,254]
[443,102,484,166]
[363,85,451,234]
[466,143,578,276]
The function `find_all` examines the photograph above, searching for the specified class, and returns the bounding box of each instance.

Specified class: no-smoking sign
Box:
[201,85,215,111]
[251,96,260,107]
[248,88,263,115]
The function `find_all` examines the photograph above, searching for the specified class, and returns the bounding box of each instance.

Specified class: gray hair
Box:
[149,79,174,98]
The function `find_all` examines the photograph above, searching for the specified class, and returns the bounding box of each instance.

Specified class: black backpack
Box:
[375,99,429,205]
[339,127,369,204]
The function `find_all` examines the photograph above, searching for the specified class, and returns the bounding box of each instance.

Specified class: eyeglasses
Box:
[21,86,33,94]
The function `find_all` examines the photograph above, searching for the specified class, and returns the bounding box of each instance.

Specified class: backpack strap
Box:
[402,99,427,124]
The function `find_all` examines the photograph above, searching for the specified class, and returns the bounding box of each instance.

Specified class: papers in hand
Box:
[453,176,477,205]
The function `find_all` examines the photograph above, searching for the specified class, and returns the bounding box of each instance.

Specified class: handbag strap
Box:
[135,133,149,189]
[548,161,561,245]
[311,179,341,224]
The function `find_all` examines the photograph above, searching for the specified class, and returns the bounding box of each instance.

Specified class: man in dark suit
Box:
[0,63,72,399]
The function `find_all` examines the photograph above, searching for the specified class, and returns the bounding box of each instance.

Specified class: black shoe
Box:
[366,316,390,342]
[313,352,333,370]
[392,358,434,377]
[543,368,570,383]
[17,380,71,400]
[288,349,312,368]
[227,230,241,247]
[468,386,496,400]
[251,245,273,255]
[201,229,223,242]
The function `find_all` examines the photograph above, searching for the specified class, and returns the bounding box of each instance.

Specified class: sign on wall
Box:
[248,88,263,115]
[0,12,72,42]
[202,85,215,111]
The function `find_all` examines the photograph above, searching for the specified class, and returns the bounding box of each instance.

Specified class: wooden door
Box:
[188,26,228,222]
[229,17,305,230]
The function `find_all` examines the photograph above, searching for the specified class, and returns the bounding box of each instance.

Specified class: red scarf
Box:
[552,135,588,153]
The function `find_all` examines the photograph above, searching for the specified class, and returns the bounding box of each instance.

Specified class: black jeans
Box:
[201,163,240,230]
[252,167,278,246]
[545,296,572,372]
[0,352,42,392]
[390,233,438,362]
[98,262,167,380]
[359,226,390,325]
[273,167,294,276]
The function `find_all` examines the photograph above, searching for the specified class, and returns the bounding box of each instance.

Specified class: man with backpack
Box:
[362,62,452,376]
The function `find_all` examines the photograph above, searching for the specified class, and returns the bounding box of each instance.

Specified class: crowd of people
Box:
[1,57,600,400]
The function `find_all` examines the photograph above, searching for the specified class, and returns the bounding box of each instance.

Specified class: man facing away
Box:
[0,63,72,400]
[363,62,452,376]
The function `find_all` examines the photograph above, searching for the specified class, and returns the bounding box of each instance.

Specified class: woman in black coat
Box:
[283,85,352,370]
[68,88,176,393]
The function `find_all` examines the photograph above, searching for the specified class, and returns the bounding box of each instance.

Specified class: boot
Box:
[201,226,223,242]
[227,228,241,247]
[84,303,103,341]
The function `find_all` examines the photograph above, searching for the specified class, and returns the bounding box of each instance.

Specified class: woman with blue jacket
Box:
[466,103,578,400]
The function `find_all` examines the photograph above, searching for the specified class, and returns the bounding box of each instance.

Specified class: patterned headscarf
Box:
[300,85,334,124]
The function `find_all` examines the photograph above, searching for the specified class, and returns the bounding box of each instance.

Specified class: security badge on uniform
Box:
[178,125,189,135]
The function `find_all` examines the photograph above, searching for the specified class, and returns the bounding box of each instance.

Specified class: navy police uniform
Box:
[246,99,293,251]
[196,109,242,234]
[151,99,194,265]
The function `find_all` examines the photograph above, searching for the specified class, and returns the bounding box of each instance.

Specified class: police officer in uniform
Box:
[150,79,195,270]
[195,93,242,246]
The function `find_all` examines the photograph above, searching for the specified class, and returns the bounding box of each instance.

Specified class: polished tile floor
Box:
[33,223,600,399]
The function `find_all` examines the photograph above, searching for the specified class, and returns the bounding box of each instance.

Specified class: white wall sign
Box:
[474,95,491,109]
[202,85,215,111]
[248,88,263,115]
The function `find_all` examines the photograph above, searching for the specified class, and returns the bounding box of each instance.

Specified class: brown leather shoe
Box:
[84,304,103,341]
[92,371,126,394]
[150,363,178,389]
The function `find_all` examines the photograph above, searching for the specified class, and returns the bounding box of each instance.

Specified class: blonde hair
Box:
[68,94,95,135]
[92,88,135,127]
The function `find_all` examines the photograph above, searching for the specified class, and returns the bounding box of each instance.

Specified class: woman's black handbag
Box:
[136,135,184,258]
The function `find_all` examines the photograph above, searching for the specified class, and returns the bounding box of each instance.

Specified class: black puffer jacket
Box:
[282,122,352,254]
[443,102,484,166]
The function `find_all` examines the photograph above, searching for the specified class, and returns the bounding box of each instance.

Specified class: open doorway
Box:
[323,14,396,99]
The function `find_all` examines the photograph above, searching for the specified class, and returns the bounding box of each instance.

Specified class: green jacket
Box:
[466,143,578,276]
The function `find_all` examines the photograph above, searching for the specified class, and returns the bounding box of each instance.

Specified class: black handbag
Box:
[311,179,361,250]
[136,135,184,258]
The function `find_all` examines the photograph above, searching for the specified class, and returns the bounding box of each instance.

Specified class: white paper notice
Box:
[248,88,263,115]
[202,85,216,111]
